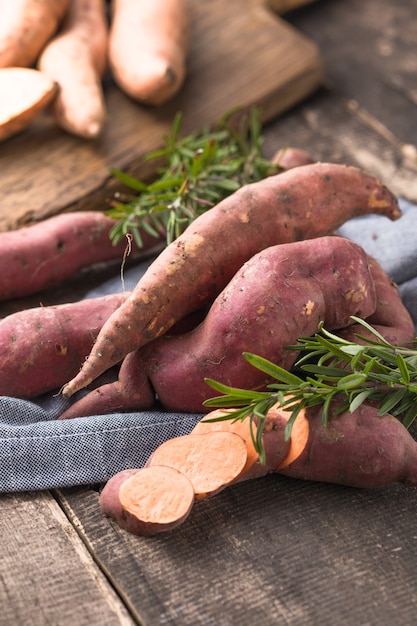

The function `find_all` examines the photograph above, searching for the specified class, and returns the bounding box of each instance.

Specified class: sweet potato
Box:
[102,465,195,536]
[191,407,292,481]
[62,163,402,399]
[338,255,416,347]
[100,401,417,536]
[0,0,70,69]
[0,292,130,398]
[38,0,108,138]
[0,67,57,142]
[108,0,190,105]
[146,431,248,499]
[60,236,379,418]
[277,400,417,488]
[271,146,315,170]
[0,211,163,301]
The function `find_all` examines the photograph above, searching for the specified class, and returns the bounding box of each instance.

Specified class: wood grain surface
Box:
[0,0,322,231]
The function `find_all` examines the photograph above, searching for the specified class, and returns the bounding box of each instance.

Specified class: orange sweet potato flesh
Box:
[146,431,248,499]
[60,235,378,417]
[112,466,195,536]
[63,162,401,399]
[0,211,163,301]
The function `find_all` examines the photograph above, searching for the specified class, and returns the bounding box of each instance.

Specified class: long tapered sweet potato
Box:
[62,163,402,399]
[38,0,108,138]
[60,236,379,418]
[0,292,130,398]
[109,0,190,106]
[0,0,70,69]
[0,211,163,301]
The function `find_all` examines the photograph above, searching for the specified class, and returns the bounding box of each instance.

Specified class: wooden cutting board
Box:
[0,0,322,231]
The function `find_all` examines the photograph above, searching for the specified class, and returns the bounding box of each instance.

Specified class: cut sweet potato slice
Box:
[0,67,57,141]
[118,465,195,536]
[147,431,248,498]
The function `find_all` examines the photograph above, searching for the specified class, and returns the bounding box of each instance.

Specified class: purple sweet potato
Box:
[60,235,378,418]
[62,162,401,399]
[0,292,129,398]
[277,401,417,488]
[0,211,163,301]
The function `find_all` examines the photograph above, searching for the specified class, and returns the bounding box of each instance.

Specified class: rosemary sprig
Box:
[106,108,280,247]
[203,317,417,464]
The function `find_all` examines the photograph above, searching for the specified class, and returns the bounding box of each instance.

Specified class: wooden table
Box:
[1,1,417,624]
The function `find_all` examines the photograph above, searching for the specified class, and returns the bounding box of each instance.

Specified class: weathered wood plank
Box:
[58,475,417,626]
[0,490,134,626]
[285,0,417,149]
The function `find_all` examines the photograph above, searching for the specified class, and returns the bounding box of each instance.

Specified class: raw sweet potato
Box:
[99,401,417,536]
[102,465,196,536]
[38,0,108,138]
[60,235,379,418]
[62,163,402,399]
[146,431,248,498]
[338,255,416,347]
[0,67,57,142]
[0,0,70,69]
[0,292,129,398]
[276,400,417,488]
[0,211,163,301]
[108,0,190,105]
[271,146,315,170]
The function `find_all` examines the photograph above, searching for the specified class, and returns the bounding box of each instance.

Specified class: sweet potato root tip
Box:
[271,147,315,170]
[62,163,400,399]
[277,402,417,488]
[109,0,190,105]
[146,432,248,499]
[116,466,195,535]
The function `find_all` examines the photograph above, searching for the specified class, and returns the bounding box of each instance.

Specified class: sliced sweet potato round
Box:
[0,67,57,141]
[118,465,195,535]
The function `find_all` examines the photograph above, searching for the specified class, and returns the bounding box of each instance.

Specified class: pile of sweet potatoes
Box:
[0,0,190,140]
[0,158,416,520]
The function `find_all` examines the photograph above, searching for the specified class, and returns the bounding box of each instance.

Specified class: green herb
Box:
[106,108,280,247]
[203,317,417,464]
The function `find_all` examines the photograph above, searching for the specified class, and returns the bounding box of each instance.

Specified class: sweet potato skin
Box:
[38,0,109,138]
[63,162,401,398]
[109,0,190,105]
[277,401,417,488]
[60,236,378,418]
[0,292,129,398]
[0,211,162,301]
[0,0,70,69]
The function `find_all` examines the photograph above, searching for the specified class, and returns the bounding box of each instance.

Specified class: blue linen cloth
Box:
[0,198,416,492]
